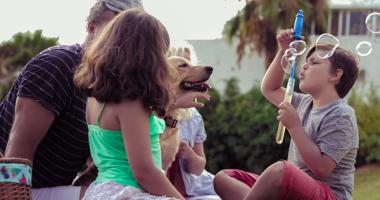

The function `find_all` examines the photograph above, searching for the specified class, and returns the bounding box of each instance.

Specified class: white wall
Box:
[188,39,266,94]
[188,36,380,94]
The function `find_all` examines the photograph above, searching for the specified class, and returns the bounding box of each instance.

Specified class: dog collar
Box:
[164,116,178,128]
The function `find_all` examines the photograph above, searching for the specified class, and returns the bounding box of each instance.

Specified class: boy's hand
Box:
[177,141,194,160]
[277,29,295,52]
[277,102,301,132]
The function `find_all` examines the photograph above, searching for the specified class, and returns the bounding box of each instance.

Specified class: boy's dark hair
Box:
[306,44,359,98]
[74,9,173,116]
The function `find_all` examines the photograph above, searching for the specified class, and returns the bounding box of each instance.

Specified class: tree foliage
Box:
[0,30,58,100]
[348,83,380,166]
[200,78,290,173]
[200,78,380,174]
[223,0,328,68]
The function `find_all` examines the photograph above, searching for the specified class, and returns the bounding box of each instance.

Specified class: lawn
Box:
[353,164,380,200]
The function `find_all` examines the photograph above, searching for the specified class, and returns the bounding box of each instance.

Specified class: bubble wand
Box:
[275,10,303,144]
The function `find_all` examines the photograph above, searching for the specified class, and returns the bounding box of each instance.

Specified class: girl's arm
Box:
[117,100,184,200]
[177,142,206,176]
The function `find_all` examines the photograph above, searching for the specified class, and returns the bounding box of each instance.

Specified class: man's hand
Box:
[277,101,301,132]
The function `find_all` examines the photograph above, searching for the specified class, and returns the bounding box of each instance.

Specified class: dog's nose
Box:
[205,66,213,73]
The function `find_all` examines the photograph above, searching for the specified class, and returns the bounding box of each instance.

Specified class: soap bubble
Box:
[356,41,373,57]
[315,33,340,59]
[281,48,297,74]
[289,40,307,56]
[365,12,380,34]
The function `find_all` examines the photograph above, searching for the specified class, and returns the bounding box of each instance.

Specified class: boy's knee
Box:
[214,169,239,193]
[262,161,285,187]
[213,170,229,189]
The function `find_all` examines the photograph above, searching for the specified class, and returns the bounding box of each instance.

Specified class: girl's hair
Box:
[306,44,359,98]
[74,9,174,116]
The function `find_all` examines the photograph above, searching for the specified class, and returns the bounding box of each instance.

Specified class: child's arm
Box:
[278,102,336,178]
[168,91,211,111]
[177,141,206,176]
[117,100,184,200]
[261,29,295,108]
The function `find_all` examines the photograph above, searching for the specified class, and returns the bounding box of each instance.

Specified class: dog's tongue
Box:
[181,81,212,92]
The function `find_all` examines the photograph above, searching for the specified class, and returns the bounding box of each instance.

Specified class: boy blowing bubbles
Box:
[214,29,359,200]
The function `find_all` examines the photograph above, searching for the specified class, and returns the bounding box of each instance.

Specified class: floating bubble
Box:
[281,48,297,74]
[365,12,380,34]
[356,41,373,57]
[315,33,340,59]
[289,40,307,56]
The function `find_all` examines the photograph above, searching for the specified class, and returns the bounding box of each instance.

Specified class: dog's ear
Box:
[183,48,191,61]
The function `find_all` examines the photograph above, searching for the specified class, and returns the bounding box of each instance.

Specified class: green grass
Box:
[353,164,380,200]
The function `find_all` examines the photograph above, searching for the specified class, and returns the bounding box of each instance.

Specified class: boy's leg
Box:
[244,161,337,200]
[280,161,337,200]
[243,161,285,200]
[214,169,259,200]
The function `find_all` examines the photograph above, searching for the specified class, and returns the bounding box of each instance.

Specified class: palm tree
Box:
[223,0,328,68]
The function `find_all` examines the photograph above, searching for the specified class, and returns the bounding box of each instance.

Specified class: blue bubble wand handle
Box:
[275,10,303,144]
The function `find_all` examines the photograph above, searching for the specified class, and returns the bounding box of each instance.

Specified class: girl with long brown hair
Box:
[74,9,184,199]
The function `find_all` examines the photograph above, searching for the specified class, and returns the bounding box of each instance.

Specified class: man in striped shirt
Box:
[0,1,211,199]
[0,1,201,199]
[0,1,145,199]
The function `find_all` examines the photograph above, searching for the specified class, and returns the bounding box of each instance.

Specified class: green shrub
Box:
[200,78,380,173]
[348,83,380,166]
[200,78,290,174]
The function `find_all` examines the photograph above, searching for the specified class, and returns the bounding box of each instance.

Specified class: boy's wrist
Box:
[289,125,304,135]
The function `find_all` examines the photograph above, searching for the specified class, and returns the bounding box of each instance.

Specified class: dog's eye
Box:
[179,63,188,68]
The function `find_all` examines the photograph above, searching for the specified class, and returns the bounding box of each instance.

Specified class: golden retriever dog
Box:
[73,56,213,186]
[160,56,213,171]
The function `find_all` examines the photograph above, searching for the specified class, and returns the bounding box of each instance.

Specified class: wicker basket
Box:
[0,157,32,200]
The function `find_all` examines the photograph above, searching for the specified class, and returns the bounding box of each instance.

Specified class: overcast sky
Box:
[0,0,245,44]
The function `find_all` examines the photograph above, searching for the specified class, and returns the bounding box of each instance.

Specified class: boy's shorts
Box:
[223,161,337,200]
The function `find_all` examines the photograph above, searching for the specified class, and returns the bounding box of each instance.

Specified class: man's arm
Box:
[5,97,55,160]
